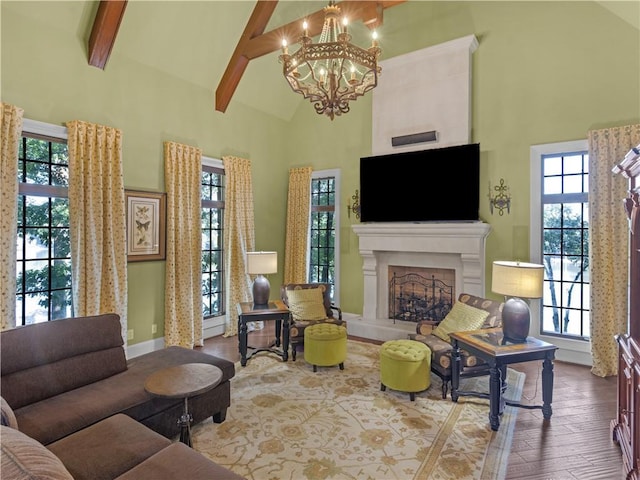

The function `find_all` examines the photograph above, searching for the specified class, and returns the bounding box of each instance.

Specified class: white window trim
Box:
[530,139,591,366]
[201,155,225,338]
[311,168,341,306]
[22,119,67,139]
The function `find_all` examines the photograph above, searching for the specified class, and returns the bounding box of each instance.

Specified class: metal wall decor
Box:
[347,189,361,219]
[488,178,511,216]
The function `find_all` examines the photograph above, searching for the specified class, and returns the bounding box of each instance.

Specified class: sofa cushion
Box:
[0,426,73,480]
[1,396,18,429]
[286,287,327,321]
[15,346,234,445]
[116,442,246,480]
[1,314,127,409]
[47,414,171,480]
[432,301,489,343]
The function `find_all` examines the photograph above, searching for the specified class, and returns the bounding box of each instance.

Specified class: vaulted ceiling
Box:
[5,1,638,122]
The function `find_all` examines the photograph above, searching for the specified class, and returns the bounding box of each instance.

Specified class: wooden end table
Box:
[144,363,223,447]
[449,327,558,431]
[237,300,290,366]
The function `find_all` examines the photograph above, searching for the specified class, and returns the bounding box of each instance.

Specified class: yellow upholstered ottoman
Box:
[304,323,348,372]
[380,339,431,401]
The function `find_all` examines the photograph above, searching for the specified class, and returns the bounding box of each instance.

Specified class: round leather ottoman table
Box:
[380,339,431,401]
[304,323,348,372]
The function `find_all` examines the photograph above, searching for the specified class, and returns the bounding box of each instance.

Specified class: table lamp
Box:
[491,260,544,343]
[246,251,278,306]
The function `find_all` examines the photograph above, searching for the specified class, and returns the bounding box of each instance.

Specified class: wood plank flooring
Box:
[199,325,624,480]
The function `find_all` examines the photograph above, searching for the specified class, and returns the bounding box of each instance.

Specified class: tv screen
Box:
[359,143,480,223]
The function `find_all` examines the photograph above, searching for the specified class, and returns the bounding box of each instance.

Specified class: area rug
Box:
[191,340,524,480]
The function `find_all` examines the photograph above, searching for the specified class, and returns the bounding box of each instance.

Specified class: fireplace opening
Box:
[388,266,454,323]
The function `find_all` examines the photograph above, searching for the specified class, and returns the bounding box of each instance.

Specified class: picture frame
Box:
[125,190,166,262]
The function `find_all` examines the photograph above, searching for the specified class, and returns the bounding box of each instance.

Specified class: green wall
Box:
[2,1,638,342]
[1,1,291,343]
[286,1,640,313]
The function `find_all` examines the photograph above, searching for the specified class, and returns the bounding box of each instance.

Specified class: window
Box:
[16,123,72,325]
[201,159,225,319]
[309,170,340,303]
[534,144,590,341]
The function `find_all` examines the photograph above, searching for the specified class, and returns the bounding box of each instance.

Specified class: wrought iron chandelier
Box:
[278,1,381,120]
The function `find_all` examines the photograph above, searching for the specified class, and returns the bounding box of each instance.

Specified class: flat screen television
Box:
[359,143,480,223]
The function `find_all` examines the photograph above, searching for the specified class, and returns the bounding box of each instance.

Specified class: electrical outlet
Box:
[152,324,157,334]
[127,329,134,341]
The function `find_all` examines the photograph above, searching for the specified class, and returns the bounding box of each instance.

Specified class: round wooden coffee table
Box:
[144,363,223,447]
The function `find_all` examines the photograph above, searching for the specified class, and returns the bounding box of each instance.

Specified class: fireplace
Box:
[349,222,491,340]
[388,266,454,323]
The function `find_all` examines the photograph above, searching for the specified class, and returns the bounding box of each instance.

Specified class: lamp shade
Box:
[492,261,544,299]
[246,251,278,275]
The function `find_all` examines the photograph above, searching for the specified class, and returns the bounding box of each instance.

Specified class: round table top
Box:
[144,363,223,399]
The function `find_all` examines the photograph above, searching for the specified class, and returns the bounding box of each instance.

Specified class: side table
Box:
[449,327,558,431]
[237,300,290,366]
[144,363,223,447]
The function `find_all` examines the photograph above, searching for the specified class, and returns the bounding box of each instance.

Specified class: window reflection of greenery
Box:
[17,135,72,325]
[541,153,589,339]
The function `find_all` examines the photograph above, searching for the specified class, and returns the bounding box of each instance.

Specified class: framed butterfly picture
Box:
[125,190,166,262]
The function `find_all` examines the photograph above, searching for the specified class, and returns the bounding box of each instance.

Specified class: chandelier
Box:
[278,1,381,120]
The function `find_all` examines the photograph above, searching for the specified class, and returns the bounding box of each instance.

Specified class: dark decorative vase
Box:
[502,297,530,343]
[252,275,271,306]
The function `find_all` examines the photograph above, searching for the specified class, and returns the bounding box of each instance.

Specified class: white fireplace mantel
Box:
[350,222,491,340]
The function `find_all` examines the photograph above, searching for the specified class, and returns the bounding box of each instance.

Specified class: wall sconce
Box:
[347,189,361,220]
[488,178,511,216]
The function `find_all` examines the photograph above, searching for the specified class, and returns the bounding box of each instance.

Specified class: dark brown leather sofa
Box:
[0,314,244,479]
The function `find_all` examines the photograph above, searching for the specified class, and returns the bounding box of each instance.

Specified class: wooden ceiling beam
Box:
[215,1,279,113]
[216,0,406,113]
[88,0,128,70]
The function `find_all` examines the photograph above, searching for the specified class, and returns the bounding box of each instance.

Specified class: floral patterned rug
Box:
[191,340,524,480]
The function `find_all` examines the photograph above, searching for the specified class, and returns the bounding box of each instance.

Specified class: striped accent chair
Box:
[281,283,345,361]
[409,293,504,399]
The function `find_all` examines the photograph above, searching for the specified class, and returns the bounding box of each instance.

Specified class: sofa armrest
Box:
[330,304,342,320]
[416,320,439,335]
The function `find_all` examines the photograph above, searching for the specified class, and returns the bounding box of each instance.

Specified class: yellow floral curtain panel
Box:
[222,155,255,337]
[67,120,128,337]
[164,141,203,348]
[588,123,640,377]
[0,103,24,331]
[284,167,312,284]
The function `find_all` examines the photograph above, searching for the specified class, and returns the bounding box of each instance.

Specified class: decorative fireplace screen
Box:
[388,268,454,323]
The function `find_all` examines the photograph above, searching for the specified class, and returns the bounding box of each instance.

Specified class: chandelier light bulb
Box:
[342,17,348,33]
[281,38,288,54]
[303,20,309,37]
[372,30,379,47]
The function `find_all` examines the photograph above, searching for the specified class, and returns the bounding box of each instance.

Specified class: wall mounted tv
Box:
[359,143,480,223]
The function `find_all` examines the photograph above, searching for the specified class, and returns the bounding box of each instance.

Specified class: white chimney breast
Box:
[372,34,479,156]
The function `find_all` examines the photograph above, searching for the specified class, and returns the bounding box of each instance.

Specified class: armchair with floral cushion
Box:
[281,283,345,361]
[409,293,504,399]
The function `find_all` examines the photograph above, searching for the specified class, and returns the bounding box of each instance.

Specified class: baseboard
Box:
[126,337,165,359]
[344,313,416,342]
[125,316,226,359]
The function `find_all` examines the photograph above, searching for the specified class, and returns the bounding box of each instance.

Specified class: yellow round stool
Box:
[380,339,431,401]
[304,323,348,372]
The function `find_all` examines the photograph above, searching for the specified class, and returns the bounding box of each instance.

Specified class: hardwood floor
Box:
[199,326,624,480]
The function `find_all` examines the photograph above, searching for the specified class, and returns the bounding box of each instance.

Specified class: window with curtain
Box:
[531,141,590,344]
[309,169,340,304]
[16,124,72,325]
[201,159,225,319]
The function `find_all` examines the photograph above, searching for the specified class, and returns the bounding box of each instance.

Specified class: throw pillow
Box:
[287,287,327,321]
[432,301,490,343]
[0,426,74,480]
[0,396,18,429]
